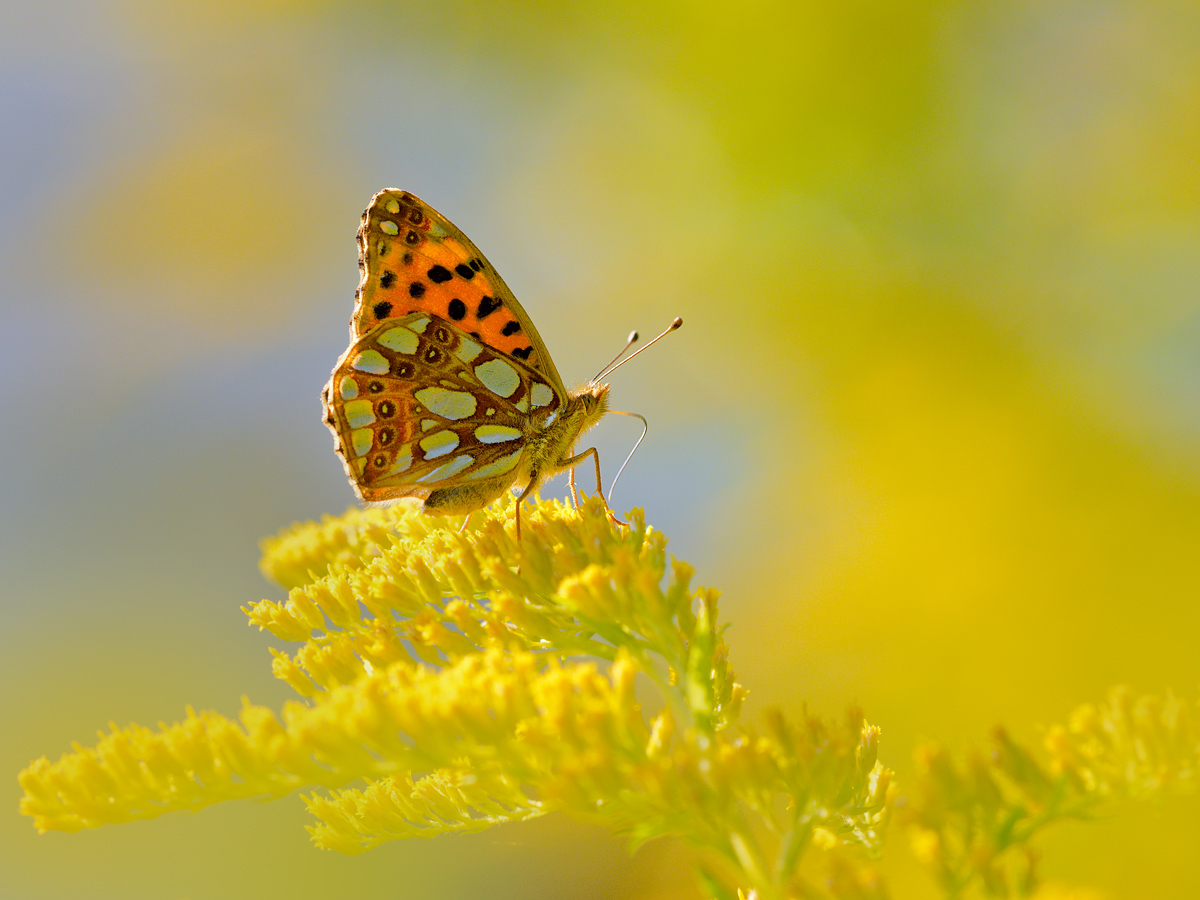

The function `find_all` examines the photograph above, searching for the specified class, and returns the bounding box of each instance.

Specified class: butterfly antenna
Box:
[593,317,683,382]
[592,330,639,383]
[606,410,649,504]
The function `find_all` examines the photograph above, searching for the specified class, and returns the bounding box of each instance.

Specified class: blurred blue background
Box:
[3,1,1199,897]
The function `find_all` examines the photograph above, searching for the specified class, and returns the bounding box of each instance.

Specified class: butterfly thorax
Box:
[516,383,609,490]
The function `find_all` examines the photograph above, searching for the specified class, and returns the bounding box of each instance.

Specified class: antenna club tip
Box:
[671,317,683,329]
[628,331,639,343]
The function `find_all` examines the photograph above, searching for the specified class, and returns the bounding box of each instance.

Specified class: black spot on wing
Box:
[409,282,426,298]
[427,265,453,283]
[448,298,467,320]
[512,346,532,360]
[372,301,393,319]
[380,271,396,288]
[477,295,502,318]
[455,264,475,280]
[501,320,521,336]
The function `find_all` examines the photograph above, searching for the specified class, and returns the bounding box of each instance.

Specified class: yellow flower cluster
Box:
[29,492,1187,897]
[19,497,890,900]
[903,686,1200,897]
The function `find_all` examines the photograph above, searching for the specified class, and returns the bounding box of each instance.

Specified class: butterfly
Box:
[322,189,661,539]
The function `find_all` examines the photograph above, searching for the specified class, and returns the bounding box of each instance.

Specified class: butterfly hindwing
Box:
[323,312,564,503]
[352,190,567,393]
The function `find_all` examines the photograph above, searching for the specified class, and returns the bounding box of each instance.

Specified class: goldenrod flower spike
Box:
[19,702,304,833]
[304,769,544,854]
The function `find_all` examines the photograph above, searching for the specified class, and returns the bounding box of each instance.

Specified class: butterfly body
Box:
[322,190,616,530]
[423,380,609,517]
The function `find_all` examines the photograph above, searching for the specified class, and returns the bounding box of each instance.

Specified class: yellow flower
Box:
[22,493,1200,898]
[20,496,887,900]
[901,686,1200,898]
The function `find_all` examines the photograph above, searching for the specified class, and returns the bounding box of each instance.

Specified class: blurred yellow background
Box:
[3,0,1198,897]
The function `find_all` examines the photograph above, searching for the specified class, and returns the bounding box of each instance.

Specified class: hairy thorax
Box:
[517,383,610,490]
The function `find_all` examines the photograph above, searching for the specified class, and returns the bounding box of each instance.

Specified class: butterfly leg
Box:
[458,512,473,534]
[567,448,582,508]
[559,447,627,529]
[514,476,542,544]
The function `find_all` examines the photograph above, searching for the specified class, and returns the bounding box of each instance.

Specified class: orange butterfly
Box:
[321,190,678,538]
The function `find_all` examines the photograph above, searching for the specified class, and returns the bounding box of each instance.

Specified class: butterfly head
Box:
[574,381,611,433]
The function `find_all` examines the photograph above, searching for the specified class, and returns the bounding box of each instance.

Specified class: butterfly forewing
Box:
[324,312,565,502]
[353,190,567,393]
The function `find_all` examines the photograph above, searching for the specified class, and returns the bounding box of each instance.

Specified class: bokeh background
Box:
[3,0,1198,897]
